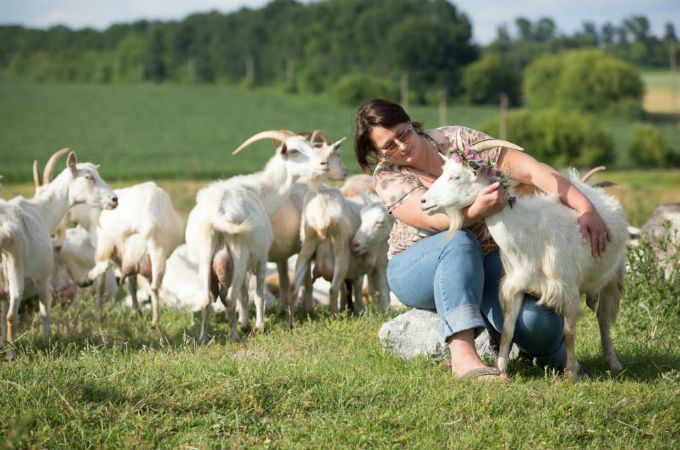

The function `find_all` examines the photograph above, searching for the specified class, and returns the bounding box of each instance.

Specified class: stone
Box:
[378,308,517,361]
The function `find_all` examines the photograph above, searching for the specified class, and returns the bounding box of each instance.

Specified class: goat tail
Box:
[0,221,18,247]
[308,215,332,240]
[211,216,256,235]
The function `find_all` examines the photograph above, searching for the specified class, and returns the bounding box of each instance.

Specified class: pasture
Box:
[641,69,680,114]
[1,74,679,449]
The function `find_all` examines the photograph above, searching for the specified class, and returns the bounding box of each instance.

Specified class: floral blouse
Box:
[373,125,504,258]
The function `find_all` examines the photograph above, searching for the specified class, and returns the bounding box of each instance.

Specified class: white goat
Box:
[268,131,348,315]
[420,147,628,378]
[188,130,329,341]
[0,151,117,359]
[348,194,394,311]
[341,174,376,198]
[32,151,118,309]
[304,193,393,315]
[52,226,117,307]
[70,182,183,327]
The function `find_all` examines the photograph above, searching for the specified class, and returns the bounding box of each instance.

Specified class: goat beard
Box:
[444,208,465,240]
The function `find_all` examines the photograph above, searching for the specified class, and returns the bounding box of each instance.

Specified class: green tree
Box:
[462,53,522,105]
[525,49,643,112]
[629,124,669,168]
[480,109,614,168]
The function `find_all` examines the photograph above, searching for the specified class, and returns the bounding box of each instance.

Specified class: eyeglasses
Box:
[378,122,415,156]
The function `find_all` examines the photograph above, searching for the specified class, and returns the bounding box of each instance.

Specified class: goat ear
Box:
[359,192,372,205]
[67,151,78,176]
[280,143,288,155]
[444,209,464,241]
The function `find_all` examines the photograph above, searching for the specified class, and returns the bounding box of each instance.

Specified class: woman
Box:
[355,98,610,380]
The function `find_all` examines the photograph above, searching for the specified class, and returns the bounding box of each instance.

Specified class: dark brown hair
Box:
[353,98,422,174]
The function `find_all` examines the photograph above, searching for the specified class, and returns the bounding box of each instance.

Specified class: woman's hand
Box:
[468,182,508,220]
[578,208,611,257]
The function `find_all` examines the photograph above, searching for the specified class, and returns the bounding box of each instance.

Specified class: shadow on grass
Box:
[506,348,680,382]
[6,298,380,360]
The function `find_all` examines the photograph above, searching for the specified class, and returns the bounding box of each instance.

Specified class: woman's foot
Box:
[448,328,506,381]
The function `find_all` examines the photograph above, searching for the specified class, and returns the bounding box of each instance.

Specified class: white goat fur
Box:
[52,226,117,307]
[0,153,117,359]
[72,182,182,326]
[188,135,328,341]
[293,189,393,321]
[341,174,376,198]
[269,136,348,315]
[421,159,628,377]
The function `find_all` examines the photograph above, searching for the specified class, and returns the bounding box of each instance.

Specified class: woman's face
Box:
[370,122,418,166]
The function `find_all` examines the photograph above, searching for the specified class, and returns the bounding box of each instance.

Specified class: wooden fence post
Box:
[246,55,255,85]
[499,93,509,140]
[438,88,447,126]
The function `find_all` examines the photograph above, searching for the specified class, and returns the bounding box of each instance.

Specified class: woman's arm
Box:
[391,182,509,232]
[496,147,611,256]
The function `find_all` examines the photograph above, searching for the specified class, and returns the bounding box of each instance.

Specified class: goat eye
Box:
[448,176,459,182]
[375,221,384,226]
[288,149,300,156]
[85,175,94,182]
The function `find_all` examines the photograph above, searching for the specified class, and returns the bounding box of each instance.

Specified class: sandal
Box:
[457,366,507,381]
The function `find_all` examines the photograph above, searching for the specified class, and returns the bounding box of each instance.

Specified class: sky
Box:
[0,0,677,45]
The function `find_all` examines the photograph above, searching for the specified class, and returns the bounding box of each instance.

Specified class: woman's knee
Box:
[439,229,482,260]
[517,300,564,350]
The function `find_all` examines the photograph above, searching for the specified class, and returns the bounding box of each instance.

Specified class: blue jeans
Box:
[387,229,566,367]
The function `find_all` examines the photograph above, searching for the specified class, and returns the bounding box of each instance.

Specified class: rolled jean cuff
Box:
[437,304,487,342]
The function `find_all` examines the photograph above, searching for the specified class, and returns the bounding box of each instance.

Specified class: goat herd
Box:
[1,129,639,378]
[0,130,394,361]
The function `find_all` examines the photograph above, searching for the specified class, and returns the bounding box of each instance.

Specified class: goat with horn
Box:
[185,129,329,341]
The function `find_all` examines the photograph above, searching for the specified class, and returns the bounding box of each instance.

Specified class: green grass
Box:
[1,276,679,449]
[640,69,680,114]
[0,72,499,183]
[2,72,678,181]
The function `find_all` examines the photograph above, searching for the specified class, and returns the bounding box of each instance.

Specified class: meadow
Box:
[1,74,679,449]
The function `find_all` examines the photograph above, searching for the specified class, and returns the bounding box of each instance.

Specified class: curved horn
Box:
[468,139,523,153]
[581,165,606,183]
[310,130,330,145]
[43,147,71,184]
[33,160,41,188]
[233,130,297,155]
[270,129,297,149]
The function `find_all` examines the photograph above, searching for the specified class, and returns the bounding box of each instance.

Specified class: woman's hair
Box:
[354,98,422,174]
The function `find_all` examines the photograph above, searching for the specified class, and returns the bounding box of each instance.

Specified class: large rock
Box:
[641,203,680,278]
[378,308,515,361]
[642,202,680,242]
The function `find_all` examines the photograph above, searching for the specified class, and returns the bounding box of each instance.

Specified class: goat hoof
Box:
[240,323,252,334]
[5,351,16,361]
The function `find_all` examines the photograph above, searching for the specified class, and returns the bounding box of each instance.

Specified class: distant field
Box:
[0,73,498,183]
[641,69,680,114]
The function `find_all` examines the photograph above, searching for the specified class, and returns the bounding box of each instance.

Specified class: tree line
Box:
[0,0,676,104]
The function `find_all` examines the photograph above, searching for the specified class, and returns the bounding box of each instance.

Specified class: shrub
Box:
[629,124,669,168]
[332,73,397,107]
[462,53,522,106]
[525,49,644,113]
[624,221,680,319]
[480,108,614,168]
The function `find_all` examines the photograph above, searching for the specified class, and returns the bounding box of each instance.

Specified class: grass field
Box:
[1,250,679,449]
[1,73,679,449]
[2,72,680,182]
[641,69,680,114]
